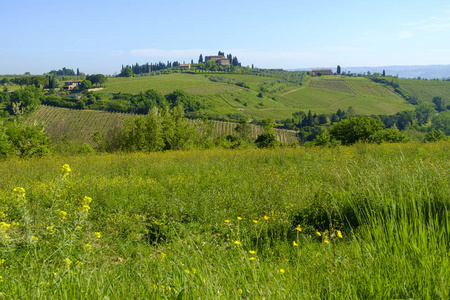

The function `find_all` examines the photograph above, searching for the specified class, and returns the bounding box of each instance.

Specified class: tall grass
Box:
[0,142,448,298]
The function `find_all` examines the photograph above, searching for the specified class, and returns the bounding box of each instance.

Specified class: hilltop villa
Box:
[204,55,231,66]
[311,69,333,76]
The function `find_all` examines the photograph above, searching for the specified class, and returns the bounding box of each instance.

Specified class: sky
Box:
[1,0,450,75]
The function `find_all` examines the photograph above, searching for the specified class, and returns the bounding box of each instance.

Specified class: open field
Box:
[29,105,299,145]
[104,73,247,95]
[399,78,450,103]
[282,77,414,115]
[0,143,449,298]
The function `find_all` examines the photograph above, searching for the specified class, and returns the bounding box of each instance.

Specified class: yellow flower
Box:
[82,205,90,213]
[234,241,241,245]
[293,240,298,247]
[64,258,72,266]
[82,196,92,205]
[263,215,270,221]
[295,225,302,232]
[0,259,5,265]
[13,187,26,197]
[337,230,343,239]
[324,238,330,244]
[249,257,256,261]
[76,226,82,230]
[224,220,231,223]
[0,222,10,233]
[237,288,243,295]
[59,211,67,220]
[75,261,83,266]
[12,222,19,227]
[316,231,321,237]
[237,217,243,221]
[61,164,71,177]
[0,276,3,282]
[93,232,101,239]
[185,269,190,274]
[32,236,39,243]
[160,253,166,259]
[84,243,92,252]
[252,220,258,224]
[47,226,55,232]
[280,269,285,274]
[249,250,256,255]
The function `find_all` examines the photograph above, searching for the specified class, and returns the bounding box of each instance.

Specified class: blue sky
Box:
[1,0,450,75]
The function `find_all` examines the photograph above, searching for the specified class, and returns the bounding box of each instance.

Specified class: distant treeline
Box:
[121,61,182,75]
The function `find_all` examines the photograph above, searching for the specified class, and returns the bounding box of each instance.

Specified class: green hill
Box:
[399,79,450,103]
[100,73,414,121]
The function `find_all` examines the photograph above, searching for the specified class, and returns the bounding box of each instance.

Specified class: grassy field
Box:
[0,142,449,298]
[399,78,450,103]
[283,77,414,115]
[105,73,245,95]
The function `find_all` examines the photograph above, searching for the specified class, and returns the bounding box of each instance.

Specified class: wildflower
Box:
[64,258,72,266]
[252,220,258,224]
[13,187,25,197]
[0,259,4,265]
[249,250,256,255]
[160,253,166,259]
[280,269,285,274]
[224,220,231,223]
[324,238,330,244]
[76,226,82,230]
[84,243,92,252]
[47,226,55,233]
[185,269,190,274]
[249,257,256,261]
[82,205,90,213]
[293,241,298,247]
[12,222,19,227]
[337,230,343,239]
[295,225,302,232]
[32,236,39,243]
[59,211,67,220]
[237,217,242,221]
[192,268,197,274]
[61,164,71,177]
[263,215,270,221]
[237,288,243,295]
[316,231,321,237]
[0,222,10,233]
[93,232,101,239]
[82,196,92,205]
[234,241,241,246]
[0,276,2,282]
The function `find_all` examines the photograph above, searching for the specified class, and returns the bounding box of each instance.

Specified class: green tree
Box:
[424,129,448,142]
[8,86,43,115]
[431,111,450,135]
[415,102,436,125]
[198,54,203,63]
[119,67,134,77]
[432,96,445,112]
[337,65,341,75]
[234,118,252,141]
[80,80,93,90]
[368,128,410,144]
[329,115,385,145]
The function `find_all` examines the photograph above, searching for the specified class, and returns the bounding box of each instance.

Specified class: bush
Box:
[329,116,385,145]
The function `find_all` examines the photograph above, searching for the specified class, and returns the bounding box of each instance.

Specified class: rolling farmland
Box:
[29,105,299,145]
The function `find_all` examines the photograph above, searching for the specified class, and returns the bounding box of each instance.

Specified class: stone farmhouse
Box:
[179,64,191,70]
[311,69,333,76]
[204,55,231,66]
[62,80,81,90]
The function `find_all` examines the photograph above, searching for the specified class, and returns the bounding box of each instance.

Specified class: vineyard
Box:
[308,78,357,94]
[29,105,299,145]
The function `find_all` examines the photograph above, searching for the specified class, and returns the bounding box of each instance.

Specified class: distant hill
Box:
[292,65,450,80]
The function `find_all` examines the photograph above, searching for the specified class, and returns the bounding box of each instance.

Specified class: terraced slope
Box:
[399,79,450,103]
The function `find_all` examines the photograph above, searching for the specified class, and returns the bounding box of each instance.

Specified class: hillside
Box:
[29,105,299,145]
[399,78,450,104]
[99,72,414,120]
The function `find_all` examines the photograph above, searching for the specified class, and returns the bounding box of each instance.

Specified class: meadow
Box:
[0,142,449,298]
